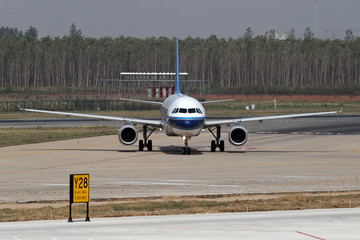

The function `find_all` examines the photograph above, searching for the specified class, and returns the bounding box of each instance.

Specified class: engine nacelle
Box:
[118,125,138,145]
[228,126,248,146]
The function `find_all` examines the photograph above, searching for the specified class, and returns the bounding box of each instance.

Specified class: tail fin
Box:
[175,38,181,95]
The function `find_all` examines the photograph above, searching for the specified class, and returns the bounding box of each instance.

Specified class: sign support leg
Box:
[86,202,90,222]
[68,203,73,222]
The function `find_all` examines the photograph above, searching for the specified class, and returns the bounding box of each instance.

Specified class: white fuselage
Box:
[160,94,205,137]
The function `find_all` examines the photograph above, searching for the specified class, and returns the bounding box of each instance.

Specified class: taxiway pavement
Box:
[1,116,360,202]
[0,208,359,240]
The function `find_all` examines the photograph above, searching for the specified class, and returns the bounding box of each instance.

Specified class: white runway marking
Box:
[42,184,68,186]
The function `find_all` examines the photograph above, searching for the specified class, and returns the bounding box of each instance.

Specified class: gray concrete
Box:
[1,118,360,202]
[0,208,359,239]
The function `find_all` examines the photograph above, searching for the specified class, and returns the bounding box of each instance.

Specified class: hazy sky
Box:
[1,0,360,39]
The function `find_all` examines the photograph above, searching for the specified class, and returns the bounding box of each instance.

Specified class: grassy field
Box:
[1,192,359,222]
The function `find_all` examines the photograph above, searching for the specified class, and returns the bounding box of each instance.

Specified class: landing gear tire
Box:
[139,140,144,151]
[148,140,153,151]
[211,140,216,152]
[182,147,191,155]
[219,140,225,152]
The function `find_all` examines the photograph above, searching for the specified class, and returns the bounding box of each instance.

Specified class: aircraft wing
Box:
[200,99,234,104]
[204,110,341,128]
[20,108,162,127]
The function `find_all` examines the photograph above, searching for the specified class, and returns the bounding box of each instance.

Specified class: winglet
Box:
[175,38,181,95]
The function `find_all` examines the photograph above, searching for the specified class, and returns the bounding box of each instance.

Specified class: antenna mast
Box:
[314,0,317,38]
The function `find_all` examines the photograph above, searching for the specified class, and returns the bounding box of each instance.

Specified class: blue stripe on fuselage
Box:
[168,117,204,130]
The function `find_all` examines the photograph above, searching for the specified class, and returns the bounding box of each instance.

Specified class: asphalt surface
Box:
[0,208,359,240]
[1,115,360,202]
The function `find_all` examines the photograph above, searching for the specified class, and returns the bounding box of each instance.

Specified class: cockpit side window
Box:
[196,108,202,114]
[171,108,179,114]
[179,108,187,113]
[188,108,196,113]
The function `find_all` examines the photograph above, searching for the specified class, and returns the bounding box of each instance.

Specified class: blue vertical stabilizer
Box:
[175,38,181,95]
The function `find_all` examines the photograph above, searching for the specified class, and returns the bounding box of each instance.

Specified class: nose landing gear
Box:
[182,136,191,155]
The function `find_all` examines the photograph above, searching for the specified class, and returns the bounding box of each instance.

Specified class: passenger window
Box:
[179,108,187,113]
[196,108,202,114]
[188,108,196,113]
[172,108,179,113]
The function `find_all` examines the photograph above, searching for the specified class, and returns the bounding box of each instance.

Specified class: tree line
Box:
[1,25,360,93]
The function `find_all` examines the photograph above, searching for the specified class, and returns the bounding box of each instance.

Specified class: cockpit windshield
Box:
[171,108,203,114]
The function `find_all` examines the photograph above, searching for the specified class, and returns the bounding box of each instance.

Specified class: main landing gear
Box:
[182,136,191,155]
[209,126,225,152]
[139,125,155,151]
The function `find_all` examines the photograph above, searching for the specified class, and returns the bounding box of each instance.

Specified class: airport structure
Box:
[266,30,289,40]
[97,72,210,99]
[274,30,289,40]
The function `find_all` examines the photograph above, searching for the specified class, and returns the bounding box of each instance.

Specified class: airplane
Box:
[21,39,341,155]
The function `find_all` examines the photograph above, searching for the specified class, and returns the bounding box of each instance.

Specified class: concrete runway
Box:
[0,208,359,239]
[1,116,360,202]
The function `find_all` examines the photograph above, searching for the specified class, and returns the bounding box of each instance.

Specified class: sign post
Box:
[68,174,90,222]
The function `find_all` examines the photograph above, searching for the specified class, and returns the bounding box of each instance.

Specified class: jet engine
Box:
[118,125,138,145]
[228,126,248,146]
